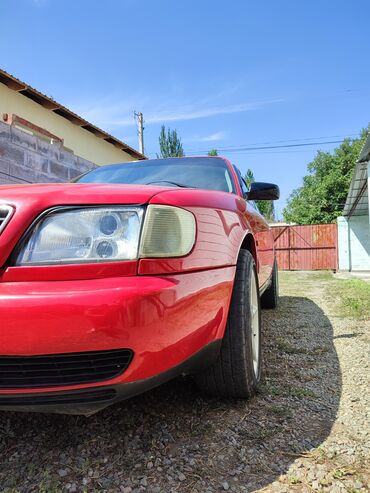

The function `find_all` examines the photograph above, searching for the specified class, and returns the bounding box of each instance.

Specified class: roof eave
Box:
[342,134,370,217]
[0,69,146,161]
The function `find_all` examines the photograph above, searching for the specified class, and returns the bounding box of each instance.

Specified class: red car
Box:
[0,156,279,415]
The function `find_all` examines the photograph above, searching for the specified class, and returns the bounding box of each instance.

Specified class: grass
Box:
[270,404,290,417]
[289,387,317,399]
[276,338,308,354]
[331,467,356,479]
[281,270,370,320]
[310,271,335,281]
[261,384,317,400]
[332,278,370,320]
[280,270,334,282]
[260,383,285,397]
[38,471,62,493]
[288,474,302,485]
[277,338,329,356]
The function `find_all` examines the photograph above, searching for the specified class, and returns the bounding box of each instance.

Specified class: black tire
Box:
[261,259,278,309]
[194,250,261,398]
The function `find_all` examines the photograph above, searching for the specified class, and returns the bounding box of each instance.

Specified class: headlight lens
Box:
[139,205,196,258]
[15,205,196,266]
[16,207,143,265]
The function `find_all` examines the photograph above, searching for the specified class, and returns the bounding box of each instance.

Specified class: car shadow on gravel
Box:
[0,295,341,493]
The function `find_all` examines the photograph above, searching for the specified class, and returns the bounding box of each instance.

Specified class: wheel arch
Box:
[239,233,257,266]
[216,235,258,340]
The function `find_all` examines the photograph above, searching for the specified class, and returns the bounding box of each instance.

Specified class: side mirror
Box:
[247,182,280,201]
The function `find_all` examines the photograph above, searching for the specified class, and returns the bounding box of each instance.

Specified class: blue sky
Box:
[2,0,370,216]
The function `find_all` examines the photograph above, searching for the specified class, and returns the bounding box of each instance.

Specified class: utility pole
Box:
[134,111,144,155]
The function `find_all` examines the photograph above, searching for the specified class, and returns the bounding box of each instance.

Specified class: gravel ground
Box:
[0,271,369,493]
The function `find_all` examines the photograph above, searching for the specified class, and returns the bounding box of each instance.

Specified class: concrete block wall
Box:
[0,121,97,185]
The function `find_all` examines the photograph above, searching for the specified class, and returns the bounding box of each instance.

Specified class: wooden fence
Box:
[271,223,338,270]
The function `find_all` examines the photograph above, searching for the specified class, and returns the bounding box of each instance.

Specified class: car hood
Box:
[0,182,173,208]
[0,183,174,267]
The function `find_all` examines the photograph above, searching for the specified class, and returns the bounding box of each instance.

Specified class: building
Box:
[0,68,144,185]
[337,133,370,271]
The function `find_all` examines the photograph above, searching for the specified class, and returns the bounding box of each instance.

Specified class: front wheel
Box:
[194,250,261,398]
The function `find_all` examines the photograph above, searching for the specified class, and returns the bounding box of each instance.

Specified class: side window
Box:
[233,165,260,212]
[233,166,249,196]
[240,177,249,196]
[224,169,234,192]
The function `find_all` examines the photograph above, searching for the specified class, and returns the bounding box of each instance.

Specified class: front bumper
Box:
[0,340,222,415]
[0,267,235,414]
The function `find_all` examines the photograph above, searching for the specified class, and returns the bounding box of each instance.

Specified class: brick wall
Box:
[0,121,97,185]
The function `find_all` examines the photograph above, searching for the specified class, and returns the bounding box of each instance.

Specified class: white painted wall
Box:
[338,213,370,271]
[348,215,370,270]
[338,160,370,271]
[337,216,350,270]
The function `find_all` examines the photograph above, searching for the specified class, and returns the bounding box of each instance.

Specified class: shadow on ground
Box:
[0,295,341,492]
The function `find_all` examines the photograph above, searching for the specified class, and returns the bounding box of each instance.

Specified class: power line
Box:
[183,133,359,153]
[146,132,362,157]
[147,147,340,157]
[211,149,334,155]
[185,140,345,155]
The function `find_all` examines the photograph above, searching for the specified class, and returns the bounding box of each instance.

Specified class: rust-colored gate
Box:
[272,224,338,270]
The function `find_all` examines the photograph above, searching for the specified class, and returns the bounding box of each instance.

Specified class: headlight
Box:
[15,205,196,265]
[139,205,196,258]
[16,207,143,265]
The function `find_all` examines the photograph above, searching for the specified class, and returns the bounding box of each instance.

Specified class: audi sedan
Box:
[0,156,279,415]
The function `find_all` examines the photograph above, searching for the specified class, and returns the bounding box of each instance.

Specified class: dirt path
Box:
[0,272,368,493]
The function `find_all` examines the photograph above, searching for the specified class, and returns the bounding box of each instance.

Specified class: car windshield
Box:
[76,157,235,193]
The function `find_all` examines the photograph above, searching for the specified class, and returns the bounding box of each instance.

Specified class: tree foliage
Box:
[244,168,255,188]
[244,168,275,221]
[157,125,184,158]
[283,127,369,224]
[207,149,218,156]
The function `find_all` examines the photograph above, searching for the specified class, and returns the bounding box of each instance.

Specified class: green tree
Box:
[283,127,369,224]
[157,125,184,158]
[244,168,255,188]
[208,149,218,156]
[244,168,275,221]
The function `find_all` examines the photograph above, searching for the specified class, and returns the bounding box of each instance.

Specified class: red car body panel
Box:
[0,267,235,393]
[0,157,275,413]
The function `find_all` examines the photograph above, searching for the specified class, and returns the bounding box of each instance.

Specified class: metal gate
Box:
[272,224,338,270]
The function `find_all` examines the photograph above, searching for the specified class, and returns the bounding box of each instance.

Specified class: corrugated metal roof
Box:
[343,133,369,217]
[358,133,370,163]
[0,68,146,161]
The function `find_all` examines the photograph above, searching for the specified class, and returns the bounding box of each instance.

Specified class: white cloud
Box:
[199,131,226,142]
[184,131,226,143]
[73,95,282,129]
[114,99,280,126]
